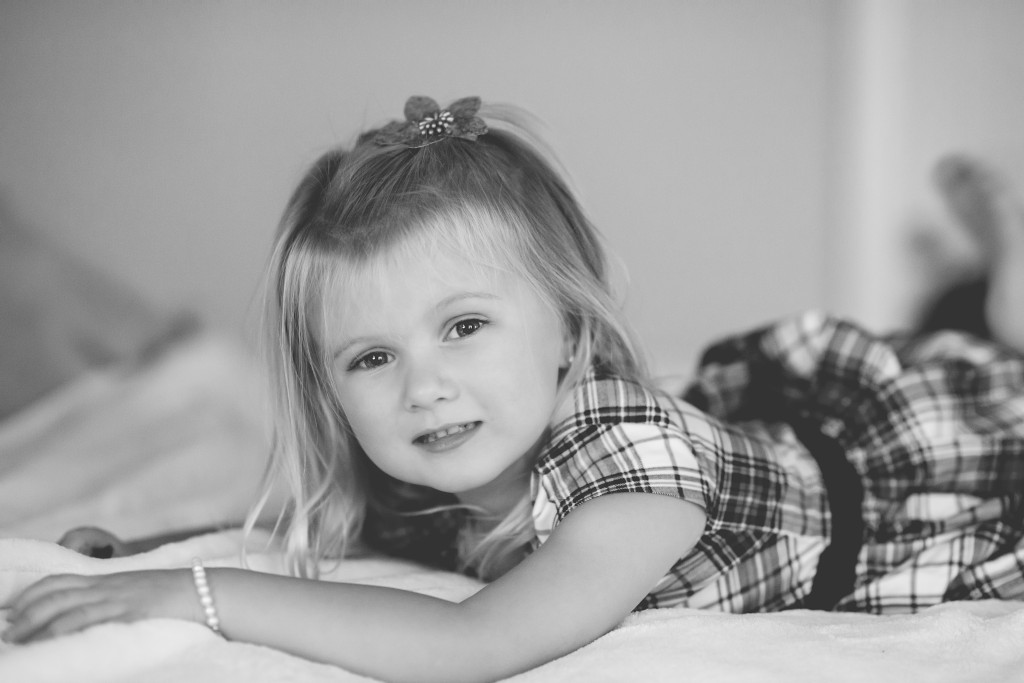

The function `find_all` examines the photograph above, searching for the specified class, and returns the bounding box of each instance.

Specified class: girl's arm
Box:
[4,493,705,683]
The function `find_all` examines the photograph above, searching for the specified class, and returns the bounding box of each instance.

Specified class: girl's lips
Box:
[414,421,481,452]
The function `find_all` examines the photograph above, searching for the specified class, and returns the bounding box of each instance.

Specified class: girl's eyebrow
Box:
[435,291,499,310]
[332,292,500,359]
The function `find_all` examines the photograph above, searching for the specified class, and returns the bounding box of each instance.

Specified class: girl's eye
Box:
[349,350,392,371]
[446,318,488,340]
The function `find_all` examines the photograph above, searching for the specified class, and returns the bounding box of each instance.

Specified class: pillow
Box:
[0,219,183,419]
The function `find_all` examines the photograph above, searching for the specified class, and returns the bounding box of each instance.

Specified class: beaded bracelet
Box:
[190,558,222,635]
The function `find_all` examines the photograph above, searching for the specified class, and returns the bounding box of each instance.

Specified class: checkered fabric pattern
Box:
[533,351,832,612]
[674,311,1024,612]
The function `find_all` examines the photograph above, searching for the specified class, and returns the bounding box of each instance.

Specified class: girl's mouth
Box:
[414,422,481,450]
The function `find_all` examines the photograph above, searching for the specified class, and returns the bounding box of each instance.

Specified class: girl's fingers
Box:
[5,573,93,617]
[2,569,197,644]
[4,584,97,641]
[3,598,127,644]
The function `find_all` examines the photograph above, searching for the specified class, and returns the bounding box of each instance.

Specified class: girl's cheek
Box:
[341,394,387,447]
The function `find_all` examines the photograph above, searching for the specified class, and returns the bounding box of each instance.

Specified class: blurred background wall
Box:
[1,0,1022,382]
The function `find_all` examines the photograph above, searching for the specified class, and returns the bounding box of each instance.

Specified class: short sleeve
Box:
[531,421,708,545]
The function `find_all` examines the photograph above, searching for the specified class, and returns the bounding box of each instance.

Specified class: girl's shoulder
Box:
[546,366,724,451]
[534,368,710,526]
[548,367,672,432]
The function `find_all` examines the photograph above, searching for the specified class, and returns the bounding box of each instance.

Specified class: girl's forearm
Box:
[206,568,506,683]
[199,495,706,682]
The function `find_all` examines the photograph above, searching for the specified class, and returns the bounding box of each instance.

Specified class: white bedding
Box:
[2,332,1023,683]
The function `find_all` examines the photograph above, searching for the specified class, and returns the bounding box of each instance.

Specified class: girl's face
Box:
[323,238,571,513]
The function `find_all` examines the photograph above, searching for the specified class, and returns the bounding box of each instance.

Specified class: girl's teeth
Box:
[425,423,472,443]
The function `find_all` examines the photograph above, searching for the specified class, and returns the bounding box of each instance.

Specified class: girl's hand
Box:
[1,569,200,644]
[58,526,131,558]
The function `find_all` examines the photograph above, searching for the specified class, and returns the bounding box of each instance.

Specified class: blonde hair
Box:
[246,106,647,580]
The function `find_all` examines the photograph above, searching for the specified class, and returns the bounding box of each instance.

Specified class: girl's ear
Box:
[560,327,578,369]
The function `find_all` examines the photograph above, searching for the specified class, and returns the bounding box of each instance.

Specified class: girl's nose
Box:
[402,355,459,409]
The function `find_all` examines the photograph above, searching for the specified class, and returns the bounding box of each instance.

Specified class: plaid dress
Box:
[533,311,1024,614]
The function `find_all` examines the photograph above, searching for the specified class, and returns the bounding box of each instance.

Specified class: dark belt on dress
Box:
[790,419,865,610]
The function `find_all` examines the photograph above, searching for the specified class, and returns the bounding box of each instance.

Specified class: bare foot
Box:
[934,154,1024,353]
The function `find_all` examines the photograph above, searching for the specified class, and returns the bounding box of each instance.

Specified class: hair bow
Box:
[373,96,488,148]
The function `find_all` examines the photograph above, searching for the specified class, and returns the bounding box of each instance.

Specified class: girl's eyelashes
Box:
[348,350,393,371]
[445,317,489,340]
[345,317,489,370]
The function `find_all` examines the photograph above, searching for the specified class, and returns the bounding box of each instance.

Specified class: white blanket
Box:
[2,333,1024,682]
[2,533,1023,683]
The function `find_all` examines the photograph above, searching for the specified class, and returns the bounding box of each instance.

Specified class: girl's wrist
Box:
[188,559,225,636]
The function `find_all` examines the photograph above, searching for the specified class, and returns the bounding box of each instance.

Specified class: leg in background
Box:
[927,155,1024,354]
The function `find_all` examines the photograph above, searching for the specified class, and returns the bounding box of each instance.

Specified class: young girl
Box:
[4,96,1024,682]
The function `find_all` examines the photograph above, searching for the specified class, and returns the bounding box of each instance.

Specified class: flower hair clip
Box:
[373,96,488,148]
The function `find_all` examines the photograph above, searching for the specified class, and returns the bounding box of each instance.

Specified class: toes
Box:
[933,154,1022,257]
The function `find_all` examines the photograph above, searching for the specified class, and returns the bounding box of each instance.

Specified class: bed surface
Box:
[3,532,1023,683]
[1,316,1023,682]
